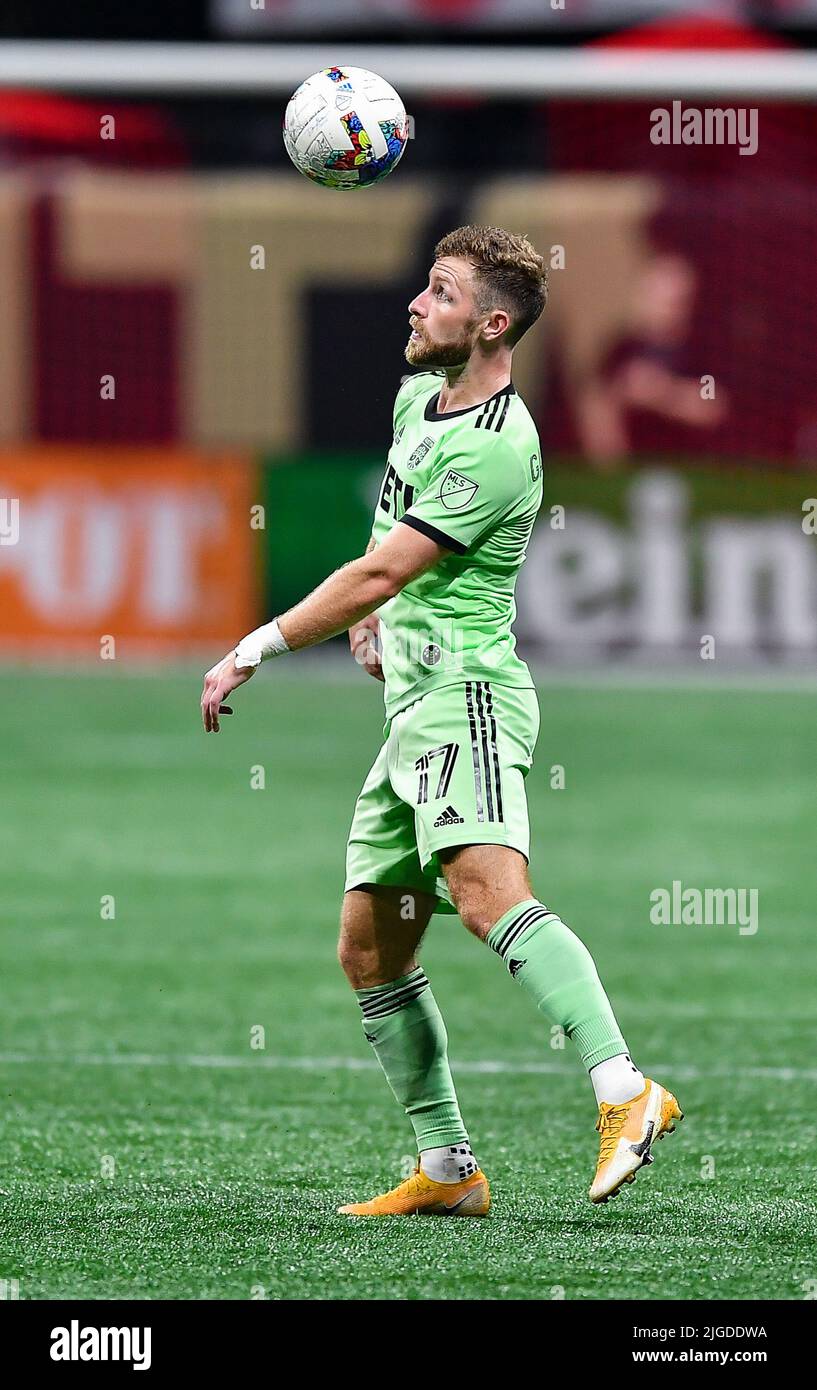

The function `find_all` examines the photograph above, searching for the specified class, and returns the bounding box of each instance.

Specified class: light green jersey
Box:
[371,370,544,718]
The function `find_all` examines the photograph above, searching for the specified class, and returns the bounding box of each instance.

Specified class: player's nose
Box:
[408,289,427,317]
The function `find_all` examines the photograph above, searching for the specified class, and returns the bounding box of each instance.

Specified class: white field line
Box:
[0,1051,814,1083]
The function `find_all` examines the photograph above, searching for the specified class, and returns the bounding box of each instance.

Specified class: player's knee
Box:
[443,864,496,937]
[337,892,381,984]
[452,887,496,940]
[337,940,362,988]
[444,861,533,939]
[439,861,497,939]
[338,932,370,988]
[442,847,533,940]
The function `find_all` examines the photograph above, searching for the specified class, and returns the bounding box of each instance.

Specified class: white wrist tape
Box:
[234,618,290,668]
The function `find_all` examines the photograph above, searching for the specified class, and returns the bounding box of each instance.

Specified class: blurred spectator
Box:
[576,254,729,469]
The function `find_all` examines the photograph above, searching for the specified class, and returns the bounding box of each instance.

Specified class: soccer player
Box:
[201,225,683,1215]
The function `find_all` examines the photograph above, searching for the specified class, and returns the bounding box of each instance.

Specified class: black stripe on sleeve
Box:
[400,514,467,555]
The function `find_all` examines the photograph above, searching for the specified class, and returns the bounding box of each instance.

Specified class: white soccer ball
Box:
[283,66,408,190]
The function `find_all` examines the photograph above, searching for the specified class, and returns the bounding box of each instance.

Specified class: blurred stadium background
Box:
[3,1,817,1303]
[3,0,817,664]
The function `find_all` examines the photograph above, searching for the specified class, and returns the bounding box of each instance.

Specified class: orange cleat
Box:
[338,1161,491,1217]
[590,1078,684,1204]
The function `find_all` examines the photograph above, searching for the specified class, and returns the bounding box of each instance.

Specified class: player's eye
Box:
[435,285,451,301]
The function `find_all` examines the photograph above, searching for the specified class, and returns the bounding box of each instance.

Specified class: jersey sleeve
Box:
[400,430,526,555]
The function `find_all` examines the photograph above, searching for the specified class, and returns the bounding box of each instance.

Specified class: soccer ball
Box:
[283,66,408,190]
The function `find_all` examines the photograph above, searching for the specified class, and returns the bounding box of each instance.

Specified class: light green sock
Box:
[486,899,628,1069]
[355,966,469,1151]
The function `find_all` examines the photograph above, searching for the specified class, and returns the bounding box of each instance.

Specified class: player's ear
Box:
[482,309,511,343]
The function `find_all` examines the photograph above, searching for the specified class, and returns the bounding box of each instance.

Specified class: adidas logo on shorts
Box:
[433,804,465,828]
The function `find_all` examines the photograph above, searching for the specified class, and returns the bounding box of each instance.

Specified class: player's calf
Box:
[446,872,685,1204]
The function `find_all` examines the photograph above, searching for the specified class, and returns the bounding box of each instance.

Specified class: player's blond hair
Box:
[434,224,548,346]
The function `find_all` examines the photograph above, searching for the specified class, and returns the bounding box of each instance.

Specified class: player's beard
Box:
[405,322,476,368]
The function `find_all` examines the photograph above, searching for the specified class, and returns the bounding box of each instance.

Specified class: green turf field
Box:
[2,667,815,1300]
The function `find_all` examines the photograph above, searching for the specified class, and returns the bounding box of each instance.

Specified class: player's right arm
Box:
[348,537,384,682]
[202,523,446,731]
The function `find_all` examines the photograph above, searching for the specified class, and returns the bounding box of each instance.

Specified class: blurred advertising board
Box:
[265,455,817,661]
[0,449,259,660]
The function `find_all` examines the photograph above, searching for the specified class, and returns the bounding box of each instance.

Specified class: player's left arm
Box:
[200,524,447,731]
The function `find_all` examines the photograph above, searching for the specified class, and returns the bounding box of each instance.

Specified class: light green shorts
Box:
[344,680,540,914]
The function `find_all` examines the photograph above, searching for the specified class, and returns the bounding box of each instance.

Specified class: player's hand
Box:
[349,614,384,682]
[201,652,256,732]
